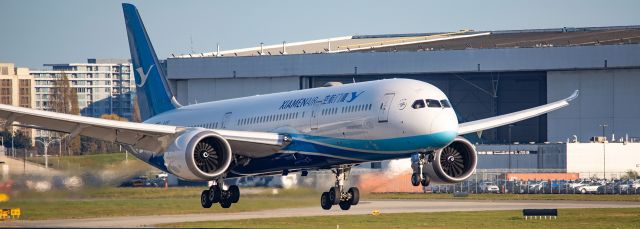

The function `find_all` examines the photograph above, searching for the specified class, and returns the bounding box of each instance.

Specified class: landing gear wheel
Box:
[348,187,360,205]
[420,175,430,187]
[320,192,332,210]
[411,173,420,186]
[200,190,213,208]
[339,201,352,210]
[218,190,233,208]
[329,187,341,205]
[219,197,232,208]
[209,186,221,203]
[229,185,240,203]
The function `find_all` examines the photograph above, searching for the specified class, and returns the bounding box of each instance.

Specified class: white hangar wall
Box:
[566,143,640,179]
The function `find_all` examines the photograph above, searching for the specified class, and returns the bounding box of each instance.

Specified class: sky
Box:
[1,0,639,68]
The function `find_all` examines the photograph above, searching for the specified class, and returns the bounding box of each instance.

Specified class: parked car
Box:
[480,182,500,193]
[577,182,601,194]
[568,180,591,189]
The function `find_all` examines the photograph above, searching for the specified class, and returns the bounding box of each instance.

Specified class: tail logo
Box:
[135,64,154,87]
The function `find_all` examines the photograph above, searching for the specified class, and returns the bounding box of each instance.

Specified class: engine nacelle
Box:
[424,137,477,184]
[163,128,233,181]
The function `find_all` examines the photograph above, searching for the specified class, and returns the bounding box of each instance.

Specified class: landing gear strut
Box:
[200,178,240,208]
[411,152,431,187]
[320,166,359,210]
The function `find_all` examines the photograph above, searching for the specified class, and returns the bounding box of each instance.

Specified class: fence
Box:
[353,170,640,194]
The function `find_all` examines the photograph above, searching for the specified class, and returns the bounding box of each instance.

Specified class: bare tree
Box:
[50,72,81,155]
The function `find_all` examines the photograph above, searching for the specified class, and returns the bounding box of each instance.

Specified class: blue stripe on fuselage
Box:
[288,131,456,152]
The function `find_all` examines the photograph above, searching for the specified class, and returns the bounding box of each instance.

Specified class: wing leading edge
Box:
[0,104,284,154]
[457,90,579,135]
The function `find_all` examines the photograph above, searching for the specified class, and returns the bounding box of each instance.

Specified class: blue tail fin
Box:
[123,3,179,121]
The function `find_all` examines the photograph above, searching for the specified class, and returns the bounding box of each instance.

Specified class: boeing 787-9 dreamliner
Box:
[0,4,578,210]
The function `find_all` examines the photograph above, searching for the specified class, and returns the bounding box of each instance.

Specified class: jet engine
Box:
[163,128,233,181]
[424,137,477,184]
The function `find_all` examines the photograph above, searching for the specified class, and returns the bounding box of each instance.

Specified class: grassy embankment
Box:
[2,187,318,220]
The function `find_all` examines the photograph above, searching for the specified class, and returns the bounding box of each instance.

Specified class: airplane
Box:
[0,3,579,210]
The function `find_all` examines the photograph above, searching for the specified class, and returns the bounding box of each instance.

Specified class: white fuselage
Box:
[146,78,459,159]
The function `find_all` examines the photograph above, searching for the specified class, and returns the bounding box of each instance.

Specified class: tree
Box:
[0,130,32,149]
[622,170,639,179]
[50,72,81,155]
[132,96,141,122]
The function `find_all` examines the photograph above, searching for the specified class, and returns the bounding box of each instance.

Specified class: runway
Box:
[12,199,640,228]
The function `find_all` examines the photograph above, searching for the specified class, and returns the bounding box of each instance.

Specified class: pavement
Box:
[8,199,640,228]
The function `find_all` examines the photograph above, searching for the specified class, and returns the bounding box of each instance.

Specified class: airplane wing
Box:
[457,90,579,135]
[0,104,285,154]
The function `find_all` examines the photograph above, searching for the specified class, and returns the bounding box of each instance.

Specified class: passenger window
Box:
[412,100,425,109]
[441,100,452,108]
[426,99,442,108]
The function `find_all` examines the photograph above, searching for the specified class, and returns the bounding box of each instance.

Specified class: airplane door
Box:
[310,104,320,130]
[378,93,395,123]
[221,112,232,129]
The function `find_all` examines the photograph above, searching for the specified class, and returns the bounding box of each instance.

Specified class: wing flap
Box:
[458,90,579,135]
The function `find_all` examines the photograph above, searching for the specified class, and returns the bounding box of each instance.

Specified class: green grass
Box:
[1,187,318,220]
[365,192,640,202]
[27,152,138,171]
[160,208,640,228]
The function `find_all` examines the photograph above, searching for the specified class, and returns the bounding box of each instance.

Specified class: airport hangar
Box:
[163,26,640,177]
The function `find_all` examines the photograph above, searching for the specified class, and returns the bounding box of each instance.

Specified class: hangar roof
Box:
[172,25,640,59]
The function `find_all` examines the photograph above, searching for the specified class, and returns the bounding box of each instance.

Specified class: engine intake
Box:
[425,137,477,183]
[164,129,233,181]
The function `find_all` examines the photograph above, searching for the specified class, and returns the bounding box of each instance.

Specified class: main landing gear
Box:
[320,166,360,210]
[411,152,431,187]
[200,179,240,208]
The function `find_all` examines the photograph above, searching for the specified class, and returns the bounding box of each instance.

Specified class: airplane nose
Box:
[429,111,459,147]
[430,111,458,134]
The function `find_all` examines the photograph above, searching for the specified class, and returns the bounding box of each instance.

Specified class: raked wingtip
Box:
[566,90,579,102]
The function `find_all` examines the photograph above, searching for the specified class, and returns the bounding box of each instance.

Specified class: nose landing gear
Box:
[320,166,360,210]
[200,178,240,208]
[411,152,431,187]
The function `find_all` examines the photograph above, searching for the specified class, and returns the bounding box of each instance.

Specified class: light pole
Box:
[508,124,515,171]
[600,124,608,179]
[11,131,14,158]
[35,138,61,169]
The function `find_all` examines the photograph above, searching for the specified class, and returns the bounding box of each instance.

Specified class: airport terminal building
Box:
[165,26,640,146]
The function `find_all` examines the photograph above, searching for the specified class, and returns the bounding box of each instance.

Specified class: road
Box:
[11,199,640,228]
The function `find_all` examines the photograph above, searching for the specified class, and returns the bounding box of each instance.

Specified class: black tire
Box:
[339,201,351,210]
[219,189,233,208]
[229,185,240,203]
[219,197,232,208]
[320,192,332,210]
[348,187,360,205]
[329,187,340,205]
[421,175,430,187]
[411,173,420,186]
[201,190,213,208]
[209,186,221,203]
[581,188,587,194]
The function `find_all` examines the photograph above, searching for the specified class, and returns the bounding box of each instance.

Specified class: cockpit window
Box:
[411,100,425,109]
[440,99,452,108]
[425,99,442,108]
